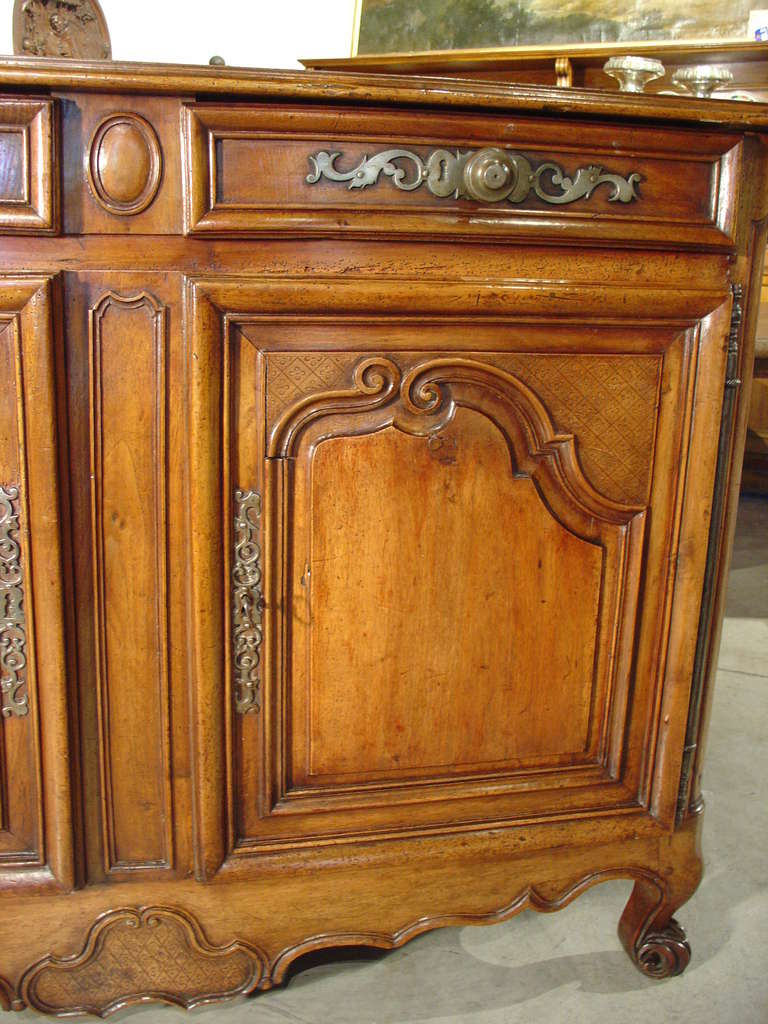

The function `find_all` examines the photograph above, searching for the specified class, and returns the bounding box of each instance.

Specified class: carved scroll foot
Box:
[618,880,693,979]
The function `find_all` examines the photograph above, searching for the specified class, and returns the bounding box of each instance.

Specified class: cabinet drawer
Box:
[0,97,56,234]
[183,103,740,247]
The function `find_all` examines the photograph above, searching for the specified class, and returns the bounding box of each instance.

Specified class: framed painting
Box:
[353,0,755,55]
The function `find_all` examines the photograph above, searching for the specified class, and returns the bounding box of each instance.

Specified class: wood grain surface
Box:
[0,56,763,1016]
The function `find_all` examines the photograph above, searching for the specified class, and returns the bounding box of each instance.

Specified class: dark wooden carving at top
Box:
[13,0,111,59]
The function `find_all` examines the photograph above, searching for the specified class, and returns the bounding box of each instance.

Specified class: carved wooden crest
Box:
[13,0,111,59]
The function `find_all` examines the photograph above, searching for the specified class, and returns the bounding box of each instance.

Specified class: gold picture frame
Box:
[350,0,755,58]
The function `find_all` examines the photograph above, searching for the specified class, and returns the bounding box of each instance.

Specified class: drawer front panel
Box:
[0,98,56,233]
[183,104,740,246]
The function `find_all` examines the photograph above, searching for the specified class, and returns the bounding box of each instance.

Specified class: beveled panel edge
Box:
[0,97,57,234]
[88,290,173,875]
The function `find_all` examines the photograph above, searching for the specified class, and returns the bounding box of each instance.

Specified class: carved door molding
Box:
[185,275,730,879]
[0,276,74,891]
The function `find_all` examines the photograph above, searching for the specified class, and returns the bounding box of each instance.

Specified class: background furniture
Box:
[0,57,765,1017]
[303,39,768,97]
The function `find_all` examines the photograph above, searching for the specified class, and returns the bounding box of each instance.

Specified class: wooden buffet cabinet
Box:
[0,56,766,1016]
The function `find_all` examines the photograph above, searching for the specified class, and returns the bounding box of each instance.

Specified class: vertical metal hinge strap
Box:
[725,283,743,390]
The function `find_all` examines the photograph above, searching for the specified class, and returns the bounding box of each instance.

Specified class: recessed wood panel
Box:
[89,291,172,872]
[0,99,56,233]
[0,129,25,200]
[298,411,602,784]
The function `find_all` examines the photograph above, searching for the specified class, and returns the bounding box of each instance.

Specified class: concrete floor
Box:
[18,497,768,1023]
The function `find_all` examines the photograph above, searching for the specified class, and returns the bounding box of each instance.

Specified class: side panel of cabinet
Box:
[0,276,74,890]
[63,273,190,882]
[186,273,729,878]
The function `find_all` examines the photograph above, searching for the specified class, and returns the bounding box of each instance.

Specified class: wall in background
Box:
[0,0,357,68]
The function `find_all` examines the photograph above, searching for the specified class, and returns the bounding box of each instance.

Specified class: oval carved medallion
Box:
[87,114,162,216]
[13,0,111,59]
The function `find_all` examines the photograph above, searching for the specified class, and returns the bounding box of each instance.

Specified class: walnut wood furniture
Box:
[0,56,765,1017]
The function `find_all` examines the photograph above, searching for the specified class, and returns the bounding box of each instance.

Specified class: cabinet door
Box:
[0,276,74,890]
[187,269,729,878]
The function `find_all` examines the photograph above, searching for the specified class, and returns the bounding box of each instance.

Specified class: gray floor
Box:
[19,498,768,1023]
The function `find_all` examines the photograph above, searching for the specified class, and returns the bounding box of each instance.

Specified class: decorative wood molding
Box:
[267,854,699,986]
[0,484,28,718]
[232,489,263,715]
[87,114,162,217]
[251,353,650,851]
[264,349,662,507]
[270,354,642,527]
[19,906,266,1017]
[6,835,701,1015]
[89,291,172,874]
[0,98,56,234]
[306,147,642,205]
[269,356,402,459]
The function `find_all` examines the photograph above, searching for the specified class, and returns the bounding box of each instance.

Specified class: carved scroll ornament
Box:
[0,485,28,718]
[306,147,642,205]
[232,490,263,714]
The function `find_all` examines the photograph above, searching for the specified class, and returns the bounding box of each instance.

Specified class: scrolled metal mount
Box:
[232,489,263,715]
[0,485,28,718]
[306,146,641,206]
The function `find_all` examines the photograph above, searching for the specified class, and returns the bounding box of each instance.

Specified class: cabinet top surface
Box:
[3,55,768,131]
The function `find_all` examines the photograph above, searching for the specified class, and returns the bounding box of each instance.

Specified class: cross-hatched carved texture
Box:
[486,353,661,505]
[266,352,351,424]
[266,351,661,505]
[22,907,264,1016]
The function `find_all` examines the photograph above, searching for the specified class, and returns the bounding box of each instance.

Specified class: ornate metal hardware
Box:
[232,489,262,715]
[306,147,642,205]
[725,283,743,390]
[0,485,28,718]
